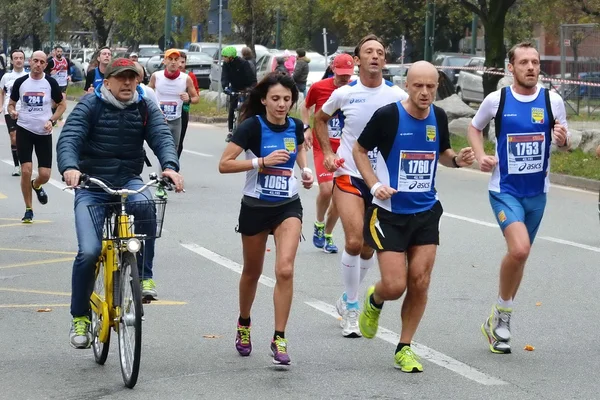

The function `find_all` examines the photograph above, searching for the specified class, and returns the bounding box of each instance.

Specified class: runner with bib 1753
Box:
[467,41,570,355]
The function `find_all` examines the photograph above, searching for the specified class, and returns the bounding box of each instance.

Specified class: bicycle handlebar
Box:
[71,173,174,196]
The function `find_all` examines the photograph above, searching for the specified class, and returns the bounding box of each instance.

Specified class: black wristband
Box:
[49,118,57,126]
[452,156,461,168]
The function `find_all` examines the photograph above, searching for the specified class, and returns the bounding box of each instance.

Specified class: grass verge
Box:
[450,134,600,180]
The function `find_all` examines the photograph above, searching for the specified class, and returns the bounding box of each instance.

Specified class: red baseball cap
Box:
[333,54,354,75]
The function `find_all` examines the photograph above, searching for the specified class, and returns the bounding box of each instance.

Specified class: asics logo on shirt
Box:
[520,162,542,172]
[349,98,366,104]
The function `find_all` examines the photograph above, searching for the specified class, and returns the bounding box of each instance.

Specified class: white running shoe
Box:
[12,166,21,176]
[342,308,362,338]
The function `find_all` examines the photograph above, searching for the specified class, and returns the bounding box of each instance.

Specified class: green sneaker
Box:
[70,316,92,349]
[358,285,381,339]
[394,346,423,373]
[141,278,157,300]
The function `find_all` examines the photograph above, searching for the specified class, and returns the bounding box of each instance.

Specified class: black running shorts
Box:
[364,201,443,253]
[237,198,303,236]
[16,126,53,168]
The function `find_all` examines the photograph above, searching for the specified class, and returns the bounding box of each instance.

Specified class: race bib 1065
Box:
[256,167,293,198]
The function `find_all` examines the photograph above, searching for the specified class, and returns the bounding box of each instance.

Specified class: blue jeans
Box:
[71,178,156,317]
[489,191,547,245]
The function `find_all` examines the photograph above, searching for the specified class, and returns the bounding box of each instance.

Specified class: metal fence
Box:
[559,23,600,117]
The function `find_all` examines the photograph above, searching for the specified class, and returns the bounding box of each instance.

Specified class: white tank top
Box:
[154,71,187,121]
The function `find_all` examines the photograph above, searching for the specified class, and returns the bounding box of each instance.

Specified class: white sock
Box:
[341,251,361,303]
[359,254,376,283]
[497,296,513,309]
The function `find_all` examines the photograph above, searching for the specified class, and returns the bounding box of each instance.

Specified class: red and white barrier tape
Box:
[402,63,600,88]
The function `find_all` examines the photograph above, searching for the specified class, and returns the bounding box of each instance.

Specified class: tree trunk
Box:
[32,34,41,52]
[482,0,513,97]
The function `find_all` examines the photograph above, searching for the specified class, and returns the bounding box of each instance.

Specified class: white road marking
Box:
[305,299,507,386]
[181,243,507,386]
[182,149,213,157]
[181,243,275,287]
[2,159,598,253]
[444,212,498,228]
[538,236,600,253]
[443,211,600,253]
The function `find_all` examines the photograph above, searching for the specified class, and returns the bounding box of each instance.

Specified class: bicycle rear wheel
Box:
[91,259,110,364]
[118,252,143,388]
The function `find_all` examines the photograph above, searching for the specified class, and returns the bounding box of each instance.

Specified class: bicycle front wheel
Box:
[91,259,110,365]
[118,252,142,388]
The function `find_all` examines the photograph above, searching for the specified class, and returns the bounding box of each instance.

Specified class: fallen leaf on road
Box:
[37,308,52,313]
[203,334,222,339]
[524,344,535,351]
[337,316,342,321]
[536,302,542,306]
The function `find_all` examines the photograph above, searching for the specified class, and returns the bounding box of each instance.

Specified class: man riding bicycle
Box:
[221,46,256,142]
[57,58,184,349]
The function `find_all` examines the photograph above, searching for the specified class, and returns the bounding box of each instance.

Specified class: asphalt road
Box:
[0,105,599,399]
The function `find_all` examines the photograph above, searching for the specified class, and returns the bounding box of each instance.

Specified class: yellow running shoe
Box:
[358,285,381,339]
[394,346,423,373]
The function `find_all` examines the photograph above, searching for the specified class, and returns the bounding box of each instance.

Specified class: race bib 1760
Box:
[23,92,44,112]
[398,150,436,192]
[507,132,545,175]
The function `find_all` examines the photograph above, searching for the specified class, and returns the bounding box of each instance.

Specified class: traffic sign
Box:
[311,30,338,56]
[207,10,231,35]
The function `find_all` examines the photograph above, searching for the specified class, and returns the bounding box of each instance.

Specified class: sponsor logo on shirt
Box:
[283,137,296,153]
[349,98,366,104]
[426,125,436,142]
[531,107,545,124]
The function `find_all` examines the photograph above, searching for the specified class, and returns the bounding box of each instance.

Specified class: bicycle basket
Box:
[87,199,167,241]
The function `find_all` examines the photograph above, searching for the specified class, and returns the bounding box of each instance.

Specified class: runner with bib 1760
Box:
[354,61,475,373]
[467,41,570,355]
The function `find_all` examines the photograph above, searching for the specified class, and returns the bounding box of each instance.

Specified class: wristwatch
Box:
[303,124,310,131]
[452,156,461,168]
[49,118,57,126]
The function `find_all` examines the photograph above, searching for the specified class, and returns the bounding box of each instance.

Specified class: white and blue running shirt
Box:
[321,79,408,179]
[471,86,569,197]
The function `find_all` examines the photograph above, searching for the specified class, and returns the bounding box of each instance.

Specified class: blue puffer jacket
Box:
[57,90,179,188]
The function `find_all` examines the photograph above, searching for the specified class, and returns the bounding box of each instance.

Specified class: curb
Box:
[66,95,228,124]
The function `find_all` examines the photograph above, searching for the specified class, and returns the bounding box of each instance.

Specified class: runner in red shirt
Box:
[301,53,354,253]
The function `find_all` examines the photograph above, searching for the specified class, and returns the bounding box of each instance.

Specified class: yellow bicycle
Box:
[79,173,171,388]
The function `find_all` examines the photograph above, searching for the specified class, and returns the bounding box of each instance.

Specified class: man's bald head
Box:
[32,50,47,60]
[404,60,439,113]
[407,61,439,82]
[29,50,48,76]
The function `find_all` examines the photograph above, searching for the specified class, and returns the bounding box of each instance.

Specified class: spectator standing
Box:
[293,48,310,95]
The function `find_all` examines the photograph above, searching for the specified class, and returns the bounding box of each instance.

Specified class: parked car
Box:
[186,52,215,89]
[456,57,548,104]
[432,52,471,85]
[209,44,269,91]
[383,64,408,83]
[137,45,161,69]
[188,42,220,58]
